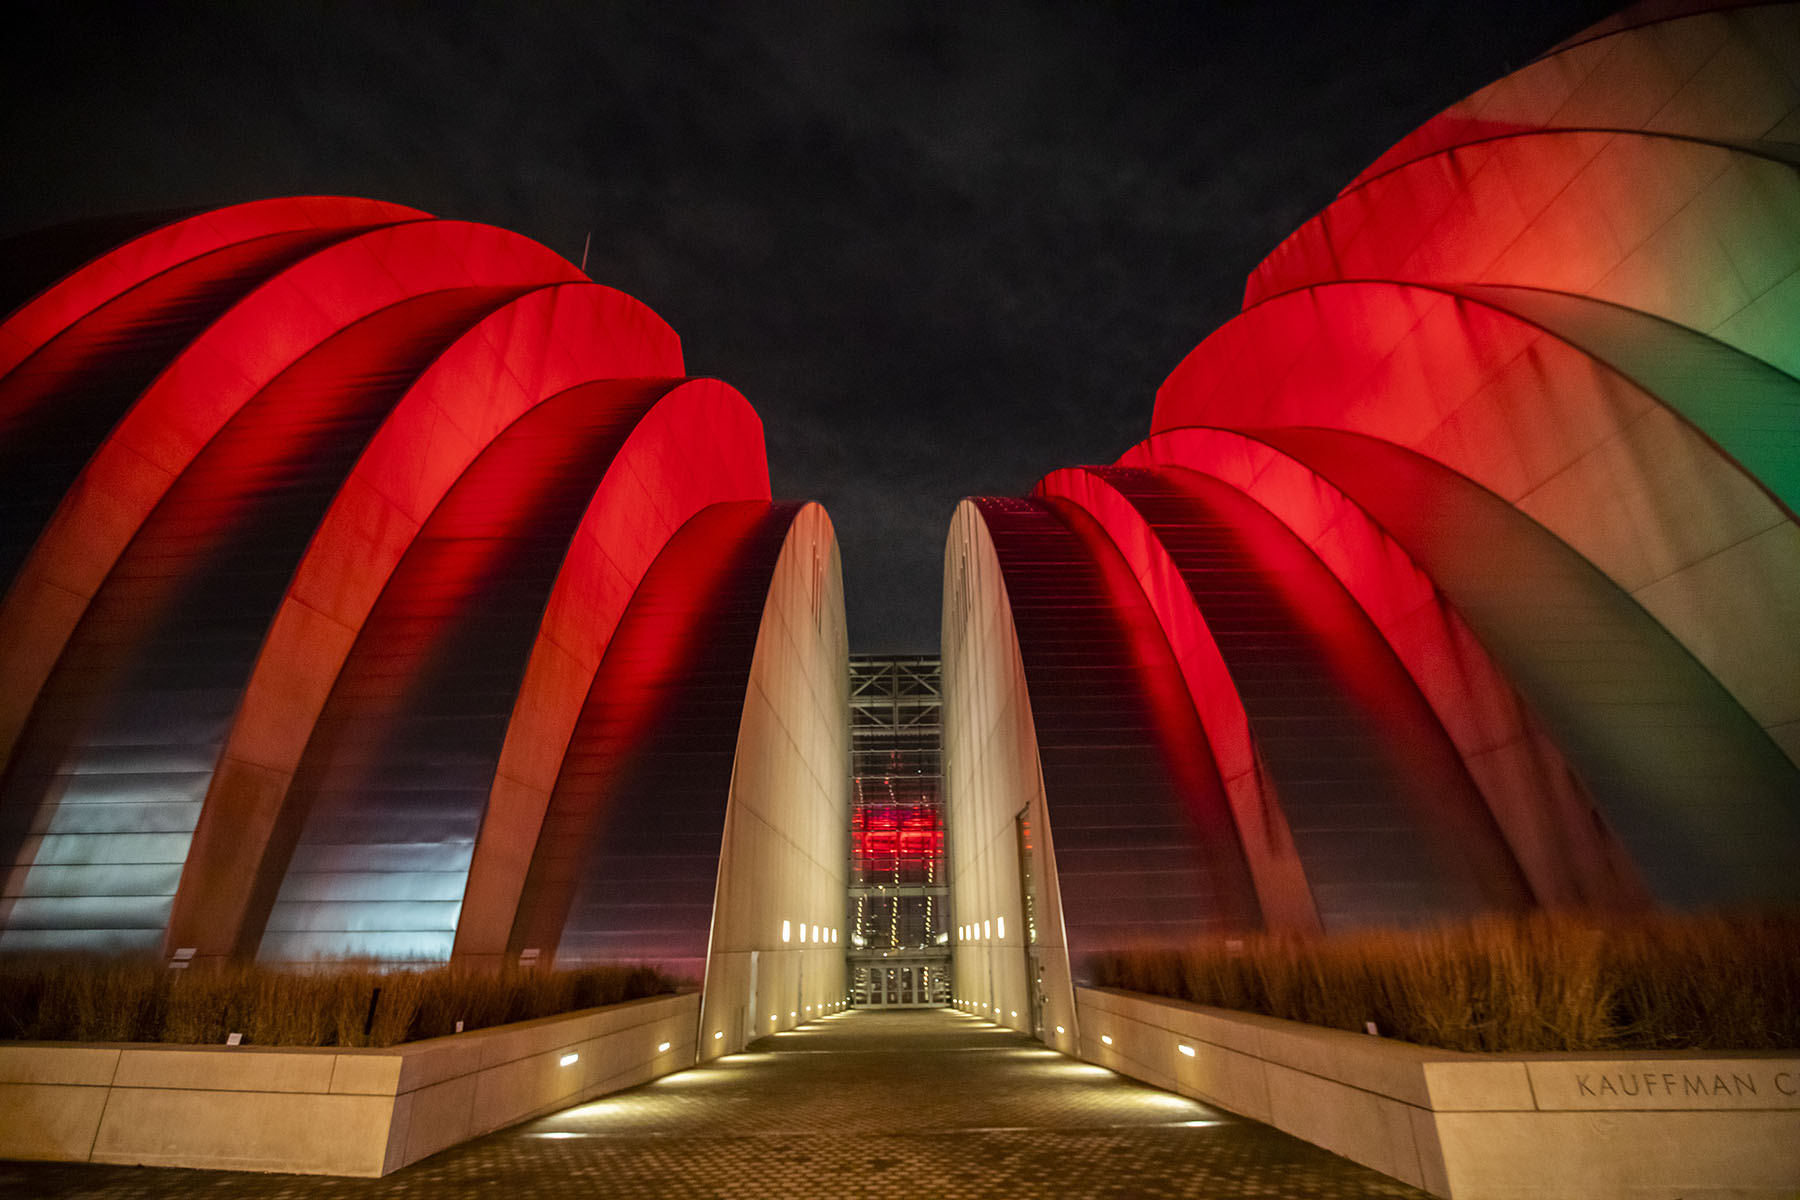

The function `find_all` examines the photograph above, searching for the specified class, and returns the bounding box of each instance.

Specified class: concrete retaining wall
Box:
[0,990,699,1176]
[1076,986,1800,1199]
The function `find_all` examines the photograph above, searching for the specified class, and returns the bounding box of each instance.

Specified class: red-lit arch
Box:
[0,197,425,377]
[237,379,705,960]
[170,378,766,962]
[1348,3,1799,188]
[0,287,538,952]
[1152,280,1800,752]
[962,496,1263,949]
[0,220,581,772]
[1038,464,1534,928]
[1245,131,1800,377]
[454,382,771,965]
[1116,430,1648,910]
[167,282,685,962]
[1245,426,1800,906]
[503,500,801,971]
[1029,467,1315,931]
[1,198,848,1021]
[942,4,1800,1011]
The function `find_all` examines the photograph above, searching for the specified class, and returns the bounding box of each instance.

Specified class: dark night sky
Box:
[2,1,1619,652]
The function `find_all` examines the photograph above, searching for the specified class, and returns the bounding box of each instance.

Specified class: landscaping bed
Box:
[1086,910,1800,1053]
[0,957,678,1047]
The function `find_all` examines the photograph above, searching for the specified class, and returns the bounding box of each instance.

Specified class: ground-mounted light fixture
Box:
[1100,1035,1113,1046]
[560,1052,580,1066]
[1178,1044,1196,1057]
[658,1041,671,1052]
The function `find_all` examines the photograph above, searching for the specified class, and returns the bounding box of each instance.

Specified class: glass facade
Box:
[847,655,950,1007]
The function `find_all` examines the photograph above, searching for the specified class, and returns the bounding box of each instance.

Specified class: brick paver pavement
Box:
[1,1007,1433,1198]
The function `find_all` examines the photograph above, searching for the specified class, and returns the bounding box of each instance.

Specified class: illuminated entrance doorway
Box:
[859,962,944,1007]
[846,656,950,1008]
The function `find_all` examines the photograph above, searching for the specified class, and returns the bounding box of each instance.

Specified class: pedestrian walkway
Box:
[1,1008,1431,1198]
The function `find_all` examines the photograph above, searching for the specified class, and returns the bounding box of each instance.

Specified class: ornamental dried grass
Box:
[0,958,679,1048]
[1088,910,1800,1053]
